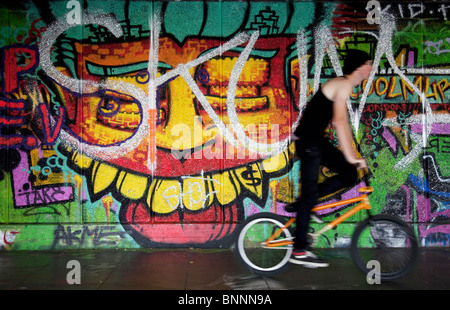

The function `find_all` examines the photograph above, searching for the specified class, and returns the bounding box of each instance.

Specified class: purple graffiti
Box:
[12,150,74,208]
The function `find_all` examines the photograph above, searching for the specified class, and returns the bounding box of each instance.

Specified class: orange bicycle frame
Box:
[264,186,373,248]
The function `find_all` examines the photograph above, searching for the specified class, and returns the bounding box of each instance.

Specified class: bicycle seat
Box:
[358,186,374,193]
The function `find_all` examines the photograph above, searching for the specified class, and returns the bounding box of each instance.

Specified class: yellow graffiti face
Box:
[57,35,298,177]
[46,34,300,246]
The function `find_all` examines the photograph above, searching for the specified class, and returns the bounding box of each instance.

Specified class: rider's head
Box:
[343,49,372,75]
[343,49,373,83]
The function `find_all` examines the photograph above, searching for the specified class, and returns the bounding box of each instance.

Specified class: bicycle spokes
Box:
[350,215,418,281]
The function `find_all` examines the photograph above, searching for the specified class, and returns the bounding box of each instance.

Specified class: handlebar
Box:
[355,142,371,187]
[359,166,372,188]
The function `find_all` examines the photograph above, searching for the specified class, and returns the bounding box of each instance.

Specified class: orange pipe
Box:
[266,217,296,243]
[265,194,371,246]
[326,202,371,228]
[265,240,294,248]
[312,196,365,212]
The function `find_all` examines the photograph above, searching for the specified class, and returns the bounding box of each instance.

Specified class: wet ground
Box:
[0,247,449,291]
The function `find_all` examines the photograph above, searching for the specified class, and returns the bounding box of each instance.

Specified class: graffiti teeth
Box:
[262,151,288,173]
[234,163,263,198]
[72,151,93,170]
[149,179,179,214]
[92,162,118,195]
[211,171,240,205]
[182,176,208,211]
[116,171,148,200]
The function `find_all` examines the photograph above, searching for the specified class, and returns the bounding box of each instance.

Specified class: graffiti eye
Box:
[136,70,149,84]
[98,97,120,117]
[94,93,142,137]
[196,68,210,84]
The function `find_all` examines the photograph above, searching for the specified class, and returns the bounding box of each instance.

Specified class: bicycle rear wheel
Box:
[350,214,418,281]
[236,213,293,276]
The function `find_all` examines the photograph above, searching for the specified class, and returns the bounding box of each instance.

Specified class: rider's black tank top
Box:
[294,87,334,146]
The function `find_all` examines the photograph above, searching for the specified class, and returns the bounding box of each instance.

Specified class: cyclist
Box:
[287,49,372,267]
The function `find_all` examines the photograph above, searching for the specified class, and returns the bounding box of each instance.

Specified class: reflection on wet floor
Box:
[0,248,449,290]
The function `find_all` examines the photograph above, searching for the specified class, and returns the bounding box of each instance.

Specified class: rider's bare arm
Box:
[325,80,367,169]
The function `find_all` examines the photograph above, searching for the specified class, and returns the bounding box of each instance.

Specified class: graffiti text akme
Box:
[51,224,126,248]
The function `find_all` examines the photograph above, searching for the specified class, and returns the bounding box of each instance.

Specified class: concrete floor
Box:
[0,247,449,291]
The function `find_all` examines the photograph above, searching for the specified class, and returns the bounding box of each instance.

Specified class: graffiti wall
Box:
[0,0,449,250]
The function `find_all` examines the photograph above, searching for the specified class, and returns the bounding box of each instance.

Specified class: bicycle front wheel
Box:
[350,214,418,281]
[236,213,293,276]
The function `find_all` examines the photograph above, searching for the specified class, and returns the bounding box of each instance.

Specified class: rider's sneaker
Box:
[289,250,329,268]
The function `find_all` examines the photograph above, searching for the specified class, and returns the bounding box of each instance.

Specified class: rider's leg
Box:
[290,142,330,267]
[318,139,358,197]
[294,145,321,251]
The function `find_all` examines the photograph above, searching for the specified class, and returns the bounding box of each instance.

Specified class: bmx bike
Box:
[235,182,418,281]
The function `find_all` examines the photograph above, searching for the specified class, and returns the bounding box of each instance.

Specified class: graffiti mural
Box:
[0,0,449,250]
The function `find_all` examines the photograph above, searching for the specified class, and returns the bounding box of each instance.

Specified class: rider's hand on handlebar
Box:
[352,158,367,169]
